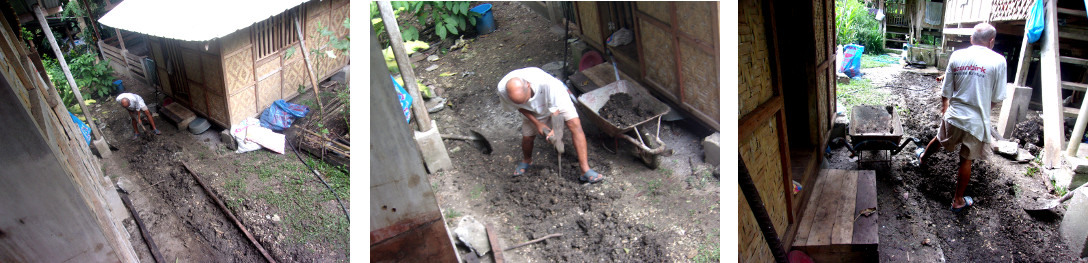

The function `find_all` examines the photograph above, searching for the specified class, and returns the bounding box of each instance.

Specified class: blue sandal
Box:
[950,196,974,212]
[579,169,605,184]
[513,162,531,177]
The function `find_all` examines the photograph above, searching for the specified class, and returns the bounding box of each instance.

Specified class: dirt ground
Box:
[93,73,349,262]
[407,2,720,262]
[826,65,1088,262]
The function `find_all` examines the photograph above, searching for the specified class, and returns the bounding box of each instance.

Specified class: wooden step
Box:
[1061,56,1088,67]
[1065,106,1080,118]
[791,169,878,263]
[1064,81,1088,91]
[1058,7,1087,17]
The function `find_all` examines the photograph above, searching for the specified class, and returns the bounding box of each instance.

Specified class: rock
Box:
[271,214,281,222]
[220,129,237,150]
[454,216,491,257]
[1015,149,1034,163]
[1060,189,1088,258]
[542,61,564,78]
[702,132,720,166]
[425,65,439,72]
[993,140,1018,157]
[427,55,439,62]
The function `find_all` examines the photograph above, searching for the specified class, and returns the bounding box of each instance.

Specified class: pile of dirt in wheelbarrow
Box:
[599,93,657,128]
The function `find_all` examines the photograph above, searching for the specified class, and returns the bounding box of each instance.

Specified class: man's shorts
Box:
[936,120,991,160]
[521,107,579,137]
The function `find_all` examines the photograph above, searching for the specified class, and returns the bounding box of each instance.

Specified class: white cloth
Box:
[115,93,147,111]
[496,67,577,119]
[232,118,263,153]
[941,45,1008,144]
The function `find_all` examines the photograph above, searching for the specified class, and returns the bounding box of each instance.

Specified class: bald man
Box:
[918,23,1006,212]
[116,92,160,139]
[497,67,604,183]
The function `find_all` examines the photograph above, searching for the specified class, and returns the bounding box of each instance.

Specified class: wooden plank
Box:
[831,170,858,245]
[806,169,843,246]
[1040,0,1065,168]
[792,169,830,247]
[776,110,793,223]
[739,95,783,141]
[1014,15,1034,86]
[852,170,878,245]
[1057,7,1088,17]
[1063,81,1088,91]
[1065,106,1080,118]
[1060,56,1088,67]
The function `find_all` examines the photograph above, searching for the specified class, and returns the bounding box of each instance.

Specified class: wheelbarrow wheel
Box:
[639,133,662,169]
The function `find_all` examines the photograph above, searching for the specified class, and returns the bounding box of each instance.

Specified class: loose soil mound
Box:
[600,93,656,128]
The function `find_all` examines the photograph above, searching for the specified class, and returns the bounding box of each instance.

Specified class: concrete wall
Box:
[0,7,136,262]
[739,0,789,261]
[368,28,458,262]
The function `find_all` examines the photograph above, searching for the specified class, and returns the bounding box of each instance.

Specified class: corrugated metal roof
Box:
[991,0,1033,22]
[98,0,307,41]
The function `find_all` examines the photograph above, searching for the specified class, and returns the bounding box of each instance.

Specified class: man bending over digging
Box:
[497,67,605,183]
[918,23,1006,212]
[116,92,160,139]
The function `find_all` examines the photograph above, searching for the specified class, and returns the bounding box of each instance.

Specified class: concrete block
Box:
[1060,189,1088,258]
[415,120,452,173]
[702,132,720,166]
[454,216,490,257]
[93,139,112,159]
[220,129,237,150]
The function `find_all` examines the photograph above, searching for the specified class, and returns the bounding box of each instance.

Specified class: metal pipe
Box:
[738,153,788,263]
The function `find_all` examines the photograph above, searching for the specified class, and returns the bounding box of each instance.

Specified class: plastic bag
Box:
[259,100,309,132]
[841,44,865,78]
[392,75,412,123]
[232,118,263,153]
[68,111,92,145]
[1026,0,1045,43]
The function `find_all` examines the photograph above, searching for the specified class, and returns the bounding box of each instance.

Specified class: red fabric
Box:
[788,250,814,263]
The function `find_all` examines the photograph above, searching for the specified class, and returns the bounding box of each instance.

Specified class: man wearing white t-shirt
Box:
[497,67,605,183]
[918,23,1007,212]
[116,92,160,139]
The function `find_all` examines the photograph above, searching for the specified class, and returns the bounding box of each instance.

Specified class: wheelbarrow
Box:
[576,79,671,168]
[844,105,924,164]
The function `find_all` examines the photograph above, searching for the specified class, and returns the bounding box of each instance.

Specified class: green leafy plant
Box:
[836,0,885,54]
[42,51,115,113]
[401,1,480,40]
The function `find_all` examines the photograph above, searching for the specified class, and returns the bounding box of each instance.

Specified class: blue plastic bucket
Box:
[470,4,495,35]
[113,79,124,94]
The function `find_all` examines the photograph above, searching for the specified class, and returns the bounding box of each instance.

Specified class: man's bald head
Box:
[505,77,530,104]
[119,98,130,108]
[970,23,997,48]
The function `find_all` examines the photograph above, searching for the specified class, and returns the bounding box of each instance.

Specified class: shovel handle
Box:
[441,134,477,141]
[1059,181,1088,203]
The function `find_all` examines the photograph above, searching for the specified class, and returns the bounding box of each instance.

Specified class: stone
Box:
[271,214,281,222]
[427,55,439,62]
[1060,189,1088,258]
[702,132,720,166]
[415,120,452,173]
[425,65,439,72]
[542,61,564,78]
[1015,149,1034,163]
[993,140,1018,158]
[1072,157,1088,174]
[93,139,112,159]
[219,129,237,150]
[453,216,491,257]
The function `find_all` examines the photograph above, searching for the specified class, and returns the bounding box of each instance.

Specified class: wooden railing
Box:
[886,1,909,27]
[98,39,148,84]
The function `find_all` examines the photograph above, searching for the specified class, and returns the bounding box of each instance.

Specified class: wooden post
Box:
[1014,10,1034,86]
[115,28,132,79]
[34,4,105,142]
[378,1,432,131]
[1040,0,1064,168]
[294,16,325,112]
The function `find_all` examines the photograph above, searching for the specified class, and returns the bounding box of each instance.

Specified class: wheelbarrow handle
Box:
[618,133,669,155]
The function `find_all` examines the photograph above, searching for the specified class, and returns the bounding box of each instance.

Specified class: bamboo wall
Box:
[0,8,137,262]
[740,0,789,261]
[152,0,349,127]
[944,0,993,25]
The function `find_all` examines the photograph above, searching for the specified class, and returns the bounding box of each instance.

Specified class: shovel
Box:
[1023,181,1088,218]
[442,130,493,154]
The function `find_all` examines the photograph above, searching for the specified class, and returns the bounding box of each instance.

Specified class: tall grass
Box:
[836,0,885,54]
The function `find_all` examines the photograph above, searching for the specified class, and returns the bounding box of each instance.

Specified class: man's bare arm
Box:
[941,97,949,114]
[518,108,547,135]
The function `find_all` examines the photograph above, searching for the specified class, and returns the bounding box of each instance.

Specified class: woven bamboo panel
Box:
[257,73,282,111]
[638,19,678,95]
[330,3,349,38]
[678,2,716,44]
[228,86,256,125]
[306,12,330,50]
[577,2,602,47]
[739,0,774,116]
[203,54,224,96]
[817,71,828,140]
[181,49,203,84]
[740,193,775,263]
[224,48,254,94]
[680,41,719,122]
[190,81,206,115]
[991,0,1031,22]
[255,56,282,80]
[813,0,826,63]
[207,93,227,127]
[221,28,250,57]
[282,59,304,99]
[739,115,788,236]
[637,2,670,24]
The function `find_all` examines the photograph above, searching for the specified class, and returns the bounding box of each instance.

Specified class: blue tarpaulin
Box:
[259,100,309,131]
[841,44,865,78]
[392,75,412,123]
[69,111,92,145]
[1026,0,1045,43]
